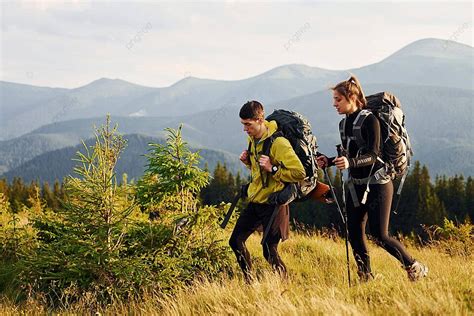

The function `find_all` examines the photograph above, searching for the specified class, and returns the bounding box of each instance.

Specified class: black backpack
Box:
[340,92,412,194]
[258,109,319,200]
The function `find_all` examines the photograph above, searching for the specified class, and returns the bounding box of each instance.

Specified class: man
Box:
[229,100,305,282]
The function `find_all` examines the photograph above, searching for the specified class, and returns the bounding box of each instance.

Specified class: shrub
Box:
[423,218,474,257]
[3,120,233,309]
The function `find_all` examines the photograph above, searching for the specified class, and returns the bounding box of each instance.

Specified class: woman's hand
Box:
[334,156,349,170]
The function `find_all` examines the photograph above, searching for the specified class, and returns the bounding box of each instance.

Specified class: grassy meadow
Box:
[1,123,472,315]
[1,231,472,315]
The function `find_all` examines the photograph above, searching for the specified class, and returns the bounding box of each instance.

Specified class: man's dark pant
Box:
[229,202,287,282]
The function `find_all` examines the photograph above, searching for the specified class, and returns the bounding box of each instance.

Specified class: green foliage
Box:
[0,121,233,308]
[134,124,232,281]
[415,165,448,226]
[424,218,474,257]
[136,125,209,213]
[466,176,474,222]
[16,116,148,306]
[436,174,471,223]
[0,192,9,215]
[2,118,473,310]
[0,192,38,297]
[201,162,239,205]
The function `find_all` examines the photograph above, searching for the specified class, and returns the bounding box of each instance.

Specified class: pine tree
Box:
[9,177,27,213]
[63,116,132,252]
[0,192,10,217]
[435,175,449,203]
[235,171,243,188]
[25,180,40,208]
[201,162,240,205]
[393,161,421,233]
[227,166,236,194]
[10,120,233,307]
[42,182,57,210]
[464,176,474,222]
[22,116,146,304]
[447,175,466,222]
[0,178,9,196]
[136,124,209,213]
[53,179,65,204]
[27,185,45,216]
[415,165,447,227]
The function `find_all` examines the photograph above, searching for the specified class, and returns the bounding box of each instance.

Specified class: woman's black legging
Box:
[346,180,415,273]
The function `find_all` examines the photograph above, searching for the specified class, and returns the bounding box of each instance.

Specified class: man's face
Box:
[241,118,263,137]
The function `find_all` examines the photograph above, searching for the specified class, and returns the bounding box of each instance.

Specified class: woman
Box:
[317,75,428,282]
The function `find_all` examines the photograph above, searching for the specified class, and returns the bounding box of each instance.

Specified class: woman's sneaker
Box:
[406,261,428,281]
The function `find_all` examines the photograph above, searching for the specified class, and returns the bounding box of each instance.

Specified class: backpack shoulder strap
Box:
[247,141,252,166]
[352,109,372,149]
[339,118,347,145]
[262,131,284,157]
[261,131,284,188]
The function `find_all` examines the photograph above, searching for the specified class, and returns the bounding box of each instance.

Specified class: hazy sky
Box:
[1,1,472,89]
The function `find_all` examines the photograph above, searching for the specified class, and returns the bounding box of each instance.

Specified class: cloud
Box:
[1,1,472,88]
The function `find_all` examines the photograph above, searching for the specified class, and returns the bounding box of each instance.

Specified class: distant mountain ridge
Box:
[2,134,247,184]
[385,38,473,62]
[1,38,472,140]
[1,83,472,177]
[0,38,472,179]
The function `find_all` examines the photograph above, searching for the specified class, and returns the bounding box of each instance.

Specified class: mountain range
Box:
[0,38,472,181]
[1,134,247,184]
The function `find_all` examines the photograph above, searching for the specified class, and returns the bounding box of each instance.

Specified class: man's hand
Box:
[317,155,328,169]
[334,156,349,170]
[240,150,250,166]
[258,155,273,172]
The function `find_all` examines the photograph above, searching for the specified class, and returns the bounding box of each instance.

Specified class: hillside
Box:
[1,84,472,177]
[1,38,472,140]
[2,134,246,183]
[2,233,472,314]
[154,233,473,315]
[352,38,473,89]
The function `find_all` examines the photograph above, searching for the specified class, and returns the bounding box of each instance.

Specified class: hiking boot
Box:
[406,261,428,281]
[357,270,374,283]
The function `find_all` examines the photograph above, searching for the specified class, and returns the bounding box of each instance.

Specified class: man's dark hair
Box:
[239,100,264,120]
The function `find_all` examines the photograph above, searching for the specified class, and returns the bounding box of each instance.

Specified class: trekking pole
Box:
[324,167,351,287]
[220,190,242,229]
[323,168,345,225]
[336,144,352,287]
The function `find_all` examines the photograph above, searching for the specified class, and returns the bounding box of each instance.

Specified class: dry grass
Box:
[1,232,473,315]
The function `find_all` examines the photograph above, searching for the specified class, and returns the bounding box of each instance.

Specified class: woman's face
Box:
[333,90,357,115]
